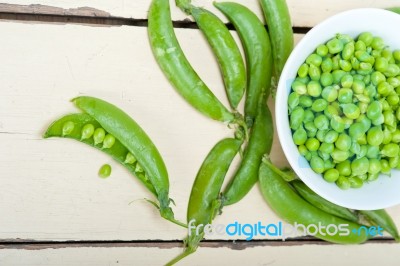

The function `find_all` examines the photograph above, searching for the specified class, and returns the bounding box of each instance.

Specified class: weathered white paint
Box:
[1,0,399,27]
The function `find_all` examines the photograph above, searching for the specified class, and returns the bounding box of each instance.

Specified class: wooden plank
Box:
[0,1,399,27]
[0,21,399,243]
[1,242,400,265]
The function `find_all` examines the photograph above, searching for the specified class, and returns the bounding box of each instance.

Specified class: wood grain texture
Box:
[0,0,399,27]
[1,243,400,265]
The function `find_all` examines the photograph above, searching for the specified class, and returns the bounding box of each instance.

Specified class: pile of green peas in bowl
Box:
[288,31,400,190]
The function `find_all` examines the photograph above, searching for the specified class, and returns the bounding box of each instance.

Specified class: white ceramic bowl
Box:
[276,8,400,210]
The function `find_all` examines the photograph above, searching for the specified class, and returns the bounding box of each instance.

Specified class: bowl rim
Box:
[275,7,400,210]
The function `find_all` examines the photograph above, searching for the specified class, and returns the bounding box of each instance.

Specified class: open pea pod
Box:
[44,96,185,227]
[44,113,157,195]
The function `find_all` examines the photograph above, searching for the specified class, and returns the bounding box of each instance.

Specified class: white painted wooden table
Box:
[0,1,400,265]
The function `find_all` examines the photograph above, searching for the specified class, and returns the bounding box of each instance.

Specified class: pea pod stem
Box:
[259,161,369,244]
[148,0,234,123]
[176,1,247,109]
[262,157,298,182]
[259,0,294,85]
[223,102,273,205]
[214,1,273,126]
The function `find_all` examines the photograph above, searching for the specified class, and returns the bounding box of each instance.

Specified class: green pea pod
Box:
[359,209,400,241]
[291,180,359,223]
[44,113,157,195]
[190,6,247,109]
[259,161,369,244]
[387,7,400,14]
[214,1,273,126]
[167,138,242,265]
[259,0,294,82]
[223,102,273,205]
[148,0,234,123]
[70,96,183,227]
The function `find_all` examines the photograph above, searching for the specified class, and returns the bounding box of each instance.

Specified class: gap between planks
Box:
[0,3,310,33]
[0,238,396,250]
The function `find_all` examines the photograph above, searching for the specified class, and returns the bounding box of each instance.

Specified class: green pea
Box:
[364,84,377,98]
[368,173,379,181]
[288,92,300,110]
[314,114,329,130]
[93,128,106,145]
[319,142,334,154]
[381,143,399,158]
[359,62,372,71]
[382,127,393,145]
[135,163,144,173]
[332,55,340,70]
[387,77,400,87]
[342,42,354,60]
[125,152,137,164]
[324,169,339,182]
[383,111,396,127]
[324,105,338,119]
[358,102,368,114]
[357,134,367,145]
[81,123,95,140]
[299,95,313,108]
[371,113,384,126]
[371,71,386,85]
[351,57,360,70]
[355,50,370,62]
[337,34,353,45]
[366,101,382,120]
[363,74,371,85]
[368,158,382,174]
[316,129,327,142]
[321,57,333,72]
[292,80,307,95]
[384,64,400,77]
[342,117,353,129]
[307,81,322,97]
[366,145,380,159]
[305,138,320,151]
[335,133,352,151]
[303,109,315,123]
[387,94,399,106]
[304,121,317,137]
[358,174,368,181]
[336,176,351,190]
[351,157,369,176]
[304,151,312,161]
[306,53,323,67]
[318,151,331,161]
[358,32,373,46]
[62,121,75,136]
[321,86,338,102]
[320,72,334,87]
[330,115,345,133]
[366,126,384,146]
[311,99,328,112]
[316,44,329,57]
[339,60,352,72]
[298,145,308,156]
[371,49,381,58]
[297,63,309,78]
[290,107,305,130]
[375,57,389,72]
[348,176,363,188]
[327,38,344,54]
[324,130,339,143]
[296,76,310,84]
[381,159,391,175]
[336,160,351,176]
[341,103,360,119]
[103,134,116,149]
[338,88,353,104]
[355,40,367,51]
[340,74,353,88]
[394,50,400,61]
[350,142,361,155]
[332,70,346,84]
[357,145,368,158]
[98,164,112,178]
[391,129,400,143]
[331,149,349,162]
[293,127,307,145]
[377,82,393,96]
[324,159,335,170]
[350,80,364,95]
[308,64,321,81]
[389,156,399,168]
[310,156,325,174]
[381,48,393,60]
[356,115,372,132]
[371,37,385,50]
